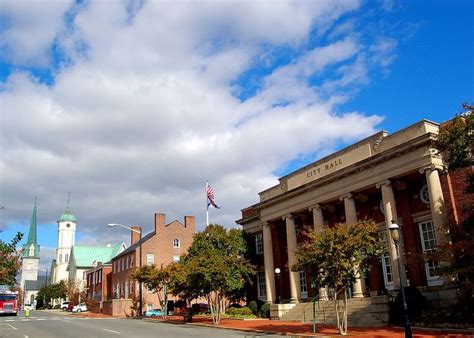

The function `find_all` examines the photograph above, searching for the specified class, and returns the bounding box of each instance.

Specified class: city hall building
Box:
[237,119,471,320]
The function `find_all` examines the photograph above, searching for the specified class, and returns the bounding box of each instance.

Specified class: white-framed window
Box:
[173,238,180,248]
[146,254,154,266]
[121,258,125,271]
[257,272,266,300]
[379,231,394,290]
[147,303,153,311]
[418,220,442,286]
[255,233,263,255]
[173,255,180,262]
[419,185,430,204]
[299,271,308,298]
[98,270,102,283]
[65,253,69,263]
[125,280,129,299]
[59,253,62,263]
[125,257,129,270]
[130,255,134,267]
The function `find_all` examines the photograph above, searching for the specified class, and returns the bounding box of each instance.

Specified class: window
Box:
[420,185,430,204]
[418,221,442,285]
[147,303,153,311]
[173,255,180,262]
[379,232,394,289]
[65,253,69,263]
[130,255,134,267]
[59,253,62,263]
[255,233,263,255]
[257,272,266,300]
[125,257,129,270]
[98,270,102,283]
[173,239,180,248]
[299,271,308,298]
[121,258,125,271]
[147,254,154,266]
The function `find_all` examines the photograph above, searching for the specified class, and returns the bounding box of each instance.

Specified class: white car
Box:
[72,303,87,313]
[60,301,70,311]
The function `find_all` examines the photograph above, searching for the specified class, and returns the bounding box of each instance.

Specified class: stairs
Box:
[279,298,384,327]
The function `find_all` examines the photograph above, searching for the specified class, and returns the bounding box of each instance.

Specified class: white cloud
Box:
[1,0,395,246]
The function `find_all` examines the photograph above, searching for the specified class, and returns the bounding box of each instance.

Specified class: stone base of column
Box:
[352,278,367,298]
[289,298,299,304]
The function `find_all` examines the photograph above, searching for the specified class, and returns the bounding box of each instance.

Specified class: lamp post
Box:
[388,221,412,338]
[108,223,142,317]
[274,268,281,304]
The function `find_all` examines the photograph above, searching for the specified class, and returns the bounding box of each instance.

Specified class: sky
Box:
[1,0,473,273]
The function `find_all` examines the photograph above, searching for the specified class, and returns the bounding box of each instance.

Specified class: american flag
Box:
[207,184,220,209]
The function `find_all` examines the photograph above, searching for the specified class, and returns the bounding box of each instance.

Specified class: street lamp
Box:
[388,221,412,338]
[107,223,142,317]
[274,268,281,304]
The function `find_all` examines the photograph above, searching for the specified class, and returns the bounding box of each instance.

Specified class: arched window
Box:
[173,238,180,248]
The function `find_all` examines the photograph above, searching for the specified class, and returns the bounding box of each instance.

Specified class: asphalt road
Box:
[0,311,278,338]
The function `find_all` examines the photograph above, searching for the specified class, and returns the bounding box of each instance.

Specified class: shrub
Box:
[248,300,258,315]
[260,303,270,318]
[390,286,426,324]
[228,303,242,309]
[226,306,253,316]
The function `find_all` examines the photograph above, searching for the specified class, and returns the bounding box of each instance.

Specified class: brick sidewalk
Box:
[146,315,474,337]
[72,312,473,337]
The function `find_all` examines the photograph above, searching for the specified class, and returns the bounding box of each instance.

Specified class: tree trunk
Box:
[334,288,348,335]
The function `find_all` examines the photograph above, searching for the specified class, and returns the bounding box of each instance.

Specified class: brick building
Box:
[237,119,472,324]
[85,262,112,313]
[103,213,195,316]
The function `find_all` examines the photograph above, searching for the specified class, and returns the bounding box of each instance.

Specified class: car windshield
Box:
[0,295,16,301]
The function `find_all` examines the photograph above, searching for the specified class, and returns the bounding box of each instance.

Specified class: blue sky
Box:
[0,0,473,271]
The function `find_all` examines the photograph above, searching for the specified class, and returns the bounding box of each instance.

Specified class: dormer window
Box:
[173,239,180,248]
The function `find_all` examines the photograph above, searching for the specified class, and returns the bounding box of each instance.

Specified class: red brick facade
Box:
[85,262,112,312]
[107,213,195,316]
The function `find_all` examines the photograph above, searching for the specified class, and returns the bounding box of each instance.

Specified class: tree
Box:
[0,232,23,288]
[132,264,174,319]
[180,224,255,324]
[434,104,474,282]
[66,279,87,304]
[294,220,384,335]
[36,281,67,306]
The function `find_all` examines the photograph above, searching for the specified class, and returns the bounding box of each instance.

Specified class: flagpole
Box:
[206,181,209,227]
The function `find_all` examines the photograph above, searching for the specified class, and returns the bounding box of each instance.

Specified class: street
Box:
[0,311,277,338]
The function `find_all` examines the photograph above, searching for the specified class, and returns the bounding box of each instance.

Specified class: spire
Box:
[26,197,37,245]
[23,198,40,258]
[58,192,77,223]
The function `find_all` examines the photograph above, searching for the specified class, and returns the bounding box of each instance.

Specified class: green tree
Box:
[132,264,174,319]
[180,224,255,324]
[434,104,473,282]
[0,232,23,288]
[294,220,383,335]
[36,281,67,306]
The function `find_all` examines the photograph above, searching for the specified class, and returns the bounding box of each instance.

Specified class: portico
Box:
[238,120,450,305]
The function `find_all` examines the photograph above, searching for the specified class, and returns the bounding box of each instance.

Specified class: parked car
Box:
[144,309,162,317]
[60,301,70,311]
[72,303,87,313]
[66,303,77,312]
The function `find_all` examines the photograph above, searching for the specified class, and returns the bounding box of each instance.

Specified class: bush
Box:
[260,303,270,318]
[390,286,426,324]
[226,306,253,316]
[247,299,265,316]
[228,303,242,309]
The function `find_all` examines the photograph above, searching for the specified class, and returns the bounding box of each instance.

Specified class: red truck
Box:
[0,289,19,316]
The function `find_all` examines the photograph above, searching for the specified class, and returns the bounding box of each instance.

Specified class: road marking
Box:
[25,335,29,338]
[7,323,18,330]
[5,320,14,322]
[103,329,121,334]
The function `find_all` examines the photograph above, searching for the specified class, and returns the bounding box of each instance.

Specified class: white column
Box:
[421,165,447,251]
[340,193,366,298]
[262,222,275,303]
[309,204,328,300]
[284,214,300,303]
[376,180,404,288]
[310,204,324,232]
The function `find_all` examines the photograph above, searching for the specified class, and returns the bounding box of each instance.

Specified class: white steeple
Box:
[54,193,76,283]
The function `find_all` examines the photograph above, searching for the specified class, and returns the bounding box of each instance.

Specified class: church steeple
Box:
[58,192,76,223]
[23,198,40,258]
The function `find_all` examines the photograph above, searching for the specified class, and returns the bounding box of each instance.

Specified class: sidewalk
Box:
[144,315,474,337]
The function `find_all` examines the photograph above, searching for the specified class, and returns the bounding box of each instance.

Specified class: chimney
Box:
[184,216,195,232]
[131,226,141,245]
[154,213,166,232]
